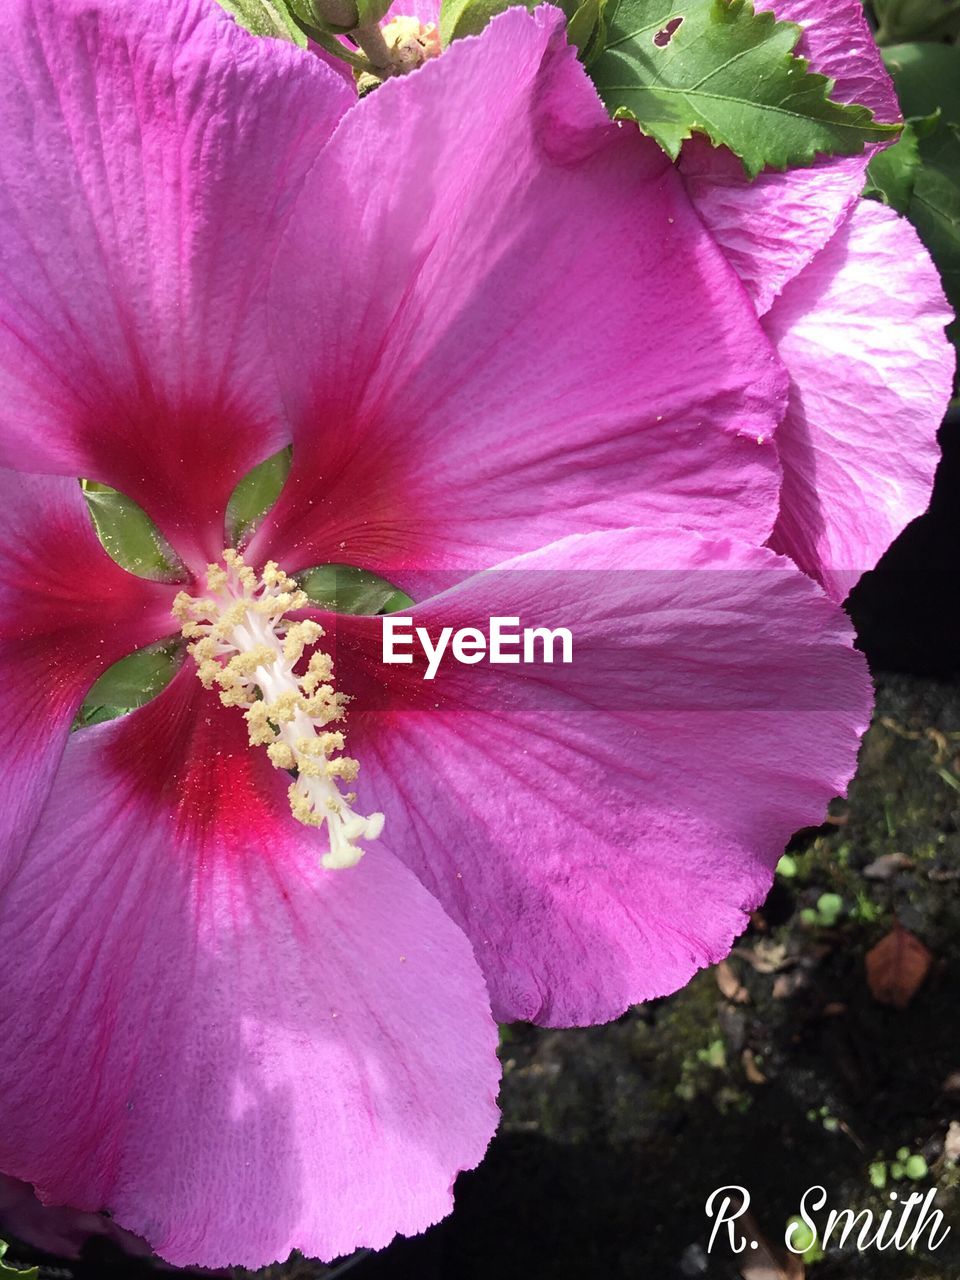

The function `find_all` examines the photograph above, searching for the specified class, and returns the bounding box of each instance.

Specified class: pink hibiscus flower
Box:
[678,0,956,599]
[0,0,928,1269]
[356,0,955,599]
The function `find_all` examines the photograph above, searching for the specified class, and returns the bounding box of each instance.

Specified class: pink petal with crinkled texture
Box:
[0,669,499,1269]
[765,199,955,601]
[755,0,899,121]
[0,470,177,862]
[681,0,900,314]
[254,6,786,588]
[0,0,351,570]
[320,528,871,1025]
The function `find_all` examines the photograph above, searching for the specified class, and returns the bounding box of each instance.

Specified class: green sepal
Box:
[227,447,292,545]
[439,0,531,45]
[75,643,182,730]
[214,0,308,43]
[309,23,378,72]
[82,482,179,580]
[298,565,413,615]
[284,0,353,36]
[864,117,927,214]
[438,0,603,60]
[566,0,608,61]
[590,0,900,178]
[0,1240,38,1280]
[283,0,320,21]
[356,0,393,25]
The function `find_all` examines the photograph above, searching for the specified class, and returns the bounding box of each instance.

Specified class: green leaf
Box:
[82,482,179,580]
[816,892,844,926]
[439,0,603,59]
[567,0,609,60]
[0,1241,38,1280]
[880,41,960,380]
[882,42,960,128]
[299,565,413,615]
[214,0,308,42]
[865,117,924,213]
[590,0,900,178]
[439,0,531,44]
[784,1215,824,1265]
[227,447,292,544]
[873,0,960,45]
[908,123,960,352]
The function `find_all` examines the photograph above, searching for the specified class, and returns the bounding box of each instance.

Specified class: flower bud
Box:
[308,0,391,33]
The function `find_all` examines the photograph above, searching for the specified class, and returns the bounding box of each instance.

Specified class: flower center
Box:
[172,551,383,870]
[381,16,441,71]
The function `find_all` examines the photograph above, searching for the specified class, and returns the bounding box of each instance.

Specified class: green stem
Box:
[306,23,373,71]
[352,21,394,72]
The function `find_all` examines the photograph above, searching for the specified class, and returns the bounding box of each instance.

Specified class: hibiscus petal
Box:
[755,0,900,123]
[254,7,786,587]
[0,0,352,569]
[765,199,955,601]
[0,469,177,859]
[680,0,901,315]
[384,0,440,22]
[322,528,871,1025]
[0,667,499,1269]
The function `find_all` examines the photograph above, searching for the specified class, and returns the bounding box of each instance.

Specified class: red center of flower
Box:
[172,550,384,869]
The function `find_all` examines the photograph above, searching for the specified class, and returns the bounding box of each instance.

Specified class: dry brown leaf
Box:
[862,852,914,880]
[865,925,933,1009]
[717,959,750,1004]
[944,1121,960,1165]
[742,1048,767,1085]
[738,940,791,974]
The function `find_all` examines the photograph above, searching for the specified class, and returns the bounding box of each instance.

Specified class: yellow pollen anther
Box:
[327,757,360,783]
[283,619,323,664]
[383,15,441,70]
[175,550,384,869]
[226,646,276,678]
[267,741,298,770]
[265,690,300,723]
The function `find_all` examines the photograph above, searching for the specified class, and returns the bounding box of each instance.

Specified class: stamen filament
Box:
[173,550,383,869]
